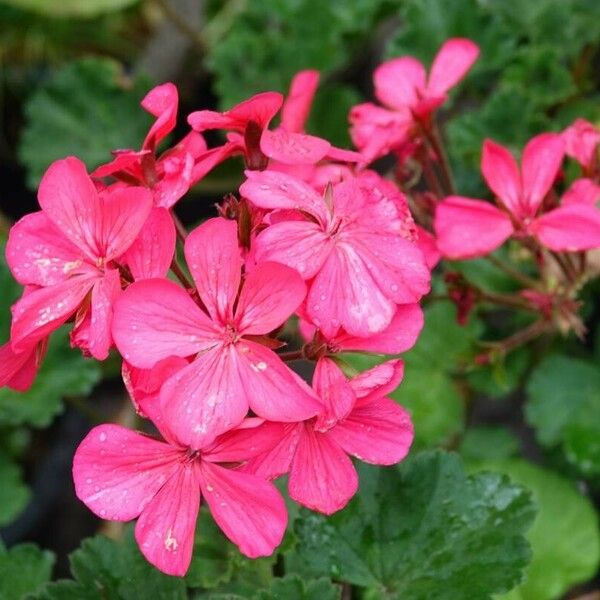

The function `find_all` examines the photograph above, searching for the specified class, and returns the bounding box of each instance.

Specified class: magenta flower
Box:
[562,118,600,173]
[435,134,600,257]
[245,359,413,514]
[73,416,288,576]
[188,80,359,174]
[0,338,46,391]
[350,38,479,162]
[112,217,320,448]
[93,83,207,208]
[240,170,430,337]
[6,157,152,359]
[300,303,425,356]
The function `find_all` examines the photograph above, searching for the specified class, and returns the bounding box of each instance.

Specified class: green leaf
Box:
[0,0,140,18]
[0,450,29,526]
[0,234,21,343]
[255,575,341,600]
[467,347,531,399]
[525,354,600,476]
[0,327,101,427]
[459,427,520,461]
[469,459,600,600]
[293,451,535,599]
[34,528,186,599]
[0,542,55,599]
[19,58,152,188]
[206,0,390,108]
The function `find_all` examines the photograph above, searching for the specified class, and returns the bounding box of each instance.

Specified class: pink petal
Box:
[188,92,283,132]
[562,118,600,169]
[308,246,395,337]
[521,133,564,215]
[434,195,514,259]
[235,340,321,422]
[112,278,219,369]
[281,70,320,132]
[199,461,287,558]
[135,463,200,576]
[349,103,412,163]
[159,345,248,449]
[427,38,480,98]
[333,303,424,354]
[348,231,431,304]
[312,357,355,432]
[203,419,289,463]
[226,91,284,130]
[481,140,522,216]
[153,152,195,209]
[6,212,85,287]
[73,424,181,522]
[415,225,441,269]
[185,218,241,324]
[174,130,207,159]
[92,150,146,179]
[349,359,404,404]
[252,220,333,280]
[123,358,188,444]
[240,170,328,224]
[562,178,600,206]
[374,57,426,109]
[141,83,178,152]
[328,396,413,465]
[190,143,240,186]
[0,342,39,391]
[260,129,331,165]
[288,424,358,514]
[530,204,600,251]
[235,262,306,335]
[242,423,302,480]
[10,275,96,351]
[71,268,121,360]
[124,208,176,280]
[96,185,153,261]
[188,110,239,132]
[38,157,104,261]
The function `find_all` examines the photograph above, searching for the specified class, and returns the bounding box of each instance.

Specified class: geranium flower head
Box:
[350,38,479,162]
[73,415,288,576]
[241,170,430,337]
[433,133,600,257]
[112,217,320,448]
[7,157,152,358]
[244,359,413,514]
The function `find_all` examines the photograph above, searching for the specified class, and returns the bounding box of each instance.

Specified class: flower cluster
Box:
[0,68,430,576]
[3,37,600,577]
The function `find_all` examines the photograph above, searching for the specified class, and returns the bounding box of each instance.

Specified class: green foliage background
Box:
[1,0,600,598]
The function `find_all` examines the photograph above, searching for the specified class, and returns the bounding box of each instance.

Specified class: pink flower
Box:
[562,119,600,173]
[187,91,284,170]
[112,217,320,448]
[435,134,600,256]
[7,157,152,359]
[93,83,207,208]
[350,39,479,162]
[73,416,288,576]
[300,303,425,356]
[188,80,360,175]
[0,338,46,391]
[240,170,430,337]
[244,359,413,514]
